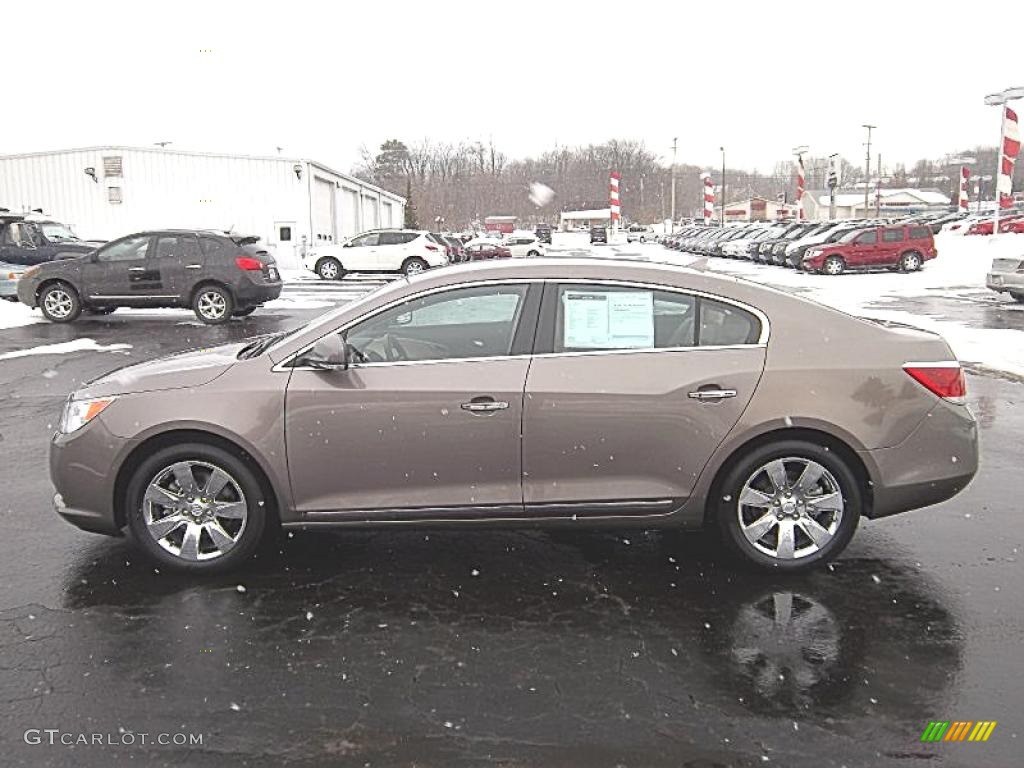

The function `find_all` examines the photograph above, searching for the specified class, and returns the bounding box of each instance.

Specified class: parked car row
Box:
[663,219,939,275]
[1,212,103,300]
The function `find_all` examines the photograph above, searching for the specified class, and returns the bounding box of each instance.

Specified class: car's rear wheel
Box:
[193,285,233,324]
[402,257,428,276]
[125,443,267,573]
[715,440,861,571]
[899,251,922,272]
[527,250,540,258]
[39,282,81,323]
[316,257,342,281]
[822,256,845,276]
[1011,291,1024,304]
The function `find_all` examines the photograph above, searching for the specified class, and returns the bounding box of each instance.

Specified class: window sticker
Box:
[563,290,654,349]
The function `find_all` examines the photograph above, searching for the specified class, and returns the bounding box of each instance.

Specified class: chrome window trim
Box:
[272,276,770,372]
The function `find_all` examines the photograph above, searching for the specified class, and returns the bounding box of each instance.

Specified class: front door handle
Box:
[185,264,203,270]
[688,388,737,401]
[461,397,509,413]
[127,266,145,272]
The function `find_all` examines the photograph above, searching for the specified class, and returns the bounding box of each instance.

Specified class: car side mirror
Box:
[297,334,348,371]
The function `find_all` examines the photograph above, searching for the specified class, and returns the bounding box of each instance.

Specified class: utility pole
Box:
[670,138,677,232]
[660,180,665,221]
[720,146,726,225]
[827,153,839,221]
[875,153,882,217]
[862,124,875,218]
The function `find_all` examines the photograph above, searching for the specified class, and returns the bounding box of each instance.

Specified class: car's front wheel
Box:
[193,285,234,324]
[125,443,268,573]
[822,255,845,276]
[715,440,861,571]
[527,250,540,258]
[316,257,343,281]
[39,282,81,323]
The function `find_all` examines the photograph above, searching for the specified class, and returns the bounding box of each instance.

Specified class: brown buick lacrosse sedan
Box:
[50,258,978,573]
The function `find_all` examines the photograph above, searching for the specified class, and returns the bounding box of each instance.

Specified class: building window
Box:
[107,186,123,204]
[279,226,292,242]
[103,156,123,178]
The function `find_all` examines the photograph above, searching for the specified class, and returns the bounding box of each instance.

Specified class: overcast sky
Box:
[3,1,1019,176]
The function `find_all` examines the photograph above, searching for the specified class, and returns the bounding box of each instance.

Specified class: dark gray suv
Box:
[17,229,283,324]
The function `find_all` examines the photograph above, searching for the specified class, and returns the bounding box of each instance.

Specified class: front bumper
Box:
[16,276,40,307]
[50,417,131,536]
[986,271,1024,293]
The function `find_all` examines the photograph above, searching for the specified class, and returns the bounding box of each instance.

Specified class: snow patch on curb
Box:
[0,339,132,361]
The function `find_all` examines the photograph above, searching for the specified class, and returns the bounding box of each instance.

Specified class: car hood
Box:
[76,342,247,398]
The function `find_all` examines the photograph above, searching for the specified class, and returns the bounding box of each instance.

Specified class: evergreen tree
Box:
[404,177,419,229]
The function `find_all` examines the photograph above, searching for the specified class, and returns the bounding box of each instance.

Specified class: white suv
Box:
[501,235,546,258]
[304,230,448,279]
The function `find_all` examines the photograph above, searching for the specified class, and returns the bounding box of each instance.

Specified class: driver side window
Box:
[343,284,528,364]
[97,235,151,262]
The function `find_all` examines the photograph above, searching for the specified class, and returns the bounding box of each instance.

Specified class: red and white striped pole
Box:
[958,166,971,211]
[997,106,1020,210]
[700,172,715,224]
[796,153,806,220]
[609,171,621,233]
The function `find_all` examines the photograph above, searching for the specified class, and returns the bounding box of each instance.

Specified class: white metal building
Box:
[559,209,612,230]
[803,188,950,221]
[0,146,405,268]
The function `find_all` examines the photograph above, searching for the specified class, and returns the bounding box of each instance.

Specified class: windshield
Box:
[38,222,80,242]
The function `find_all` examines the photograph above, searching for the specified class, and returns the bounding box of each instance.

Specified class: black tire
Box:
[125,442,268,574]
[526,250,540,258]
[38,281,81,323]
[714,440,862,572]
[85,307,117,316]
[316,257,343,281]
[898,251,922,273]
[192,284,234,325]
[1010,292,1024,304]
[233,306,258,317]
[401,257,428,276]
[822,255,845,276]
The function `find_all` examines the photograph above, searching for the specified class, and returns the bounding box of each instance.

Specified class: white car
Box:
[625,225,653,243]
[303,229,448,279]
[501,235,546,258]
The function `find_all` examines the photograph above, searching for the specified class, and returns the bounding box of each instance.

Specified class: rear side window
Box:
[156,235,202,261]
[378,231,405,245]
[199,236,232,260]
[909,226,932,240]
[552,285,761,352]
[882,228,905,243]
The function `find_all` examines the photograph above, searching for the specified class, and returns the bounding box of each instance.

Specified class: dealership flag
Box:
[796,155,806,220]
[609,172,621,224]
[998,106,1020,209]
[959,166,970,210]
[701,172,715,224]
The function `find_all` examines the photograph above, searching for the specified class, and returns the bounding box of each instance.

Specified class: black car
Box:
[535,223,553,244]
[17,229,283,325]
[590,226,608,244]
[0,214,100,266]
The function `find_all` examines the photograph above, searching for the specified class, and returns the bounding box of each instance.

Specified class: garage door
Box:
[339,189,360,237]
[382,201,393,228]
[363,196,379,229]
[312,177,335,244]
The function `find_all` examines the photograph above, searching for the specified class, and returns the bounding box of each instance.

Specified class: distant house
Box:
[803,188,950,220]
[714,196,793,223]
[484,215,517,234]
[559,209,611,231]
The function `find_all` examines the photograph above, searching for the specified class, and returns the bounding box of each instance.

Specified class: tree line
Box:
[352,138,1023,230]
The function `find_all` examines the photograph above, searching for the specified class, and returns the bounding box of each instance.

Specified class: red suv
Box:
[801,224,937,275]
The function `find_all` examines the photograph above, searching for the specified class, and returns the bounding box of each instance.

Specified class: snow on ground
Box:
[0,299,42,330]
[550,231,1024,378]
[0,339,132,361]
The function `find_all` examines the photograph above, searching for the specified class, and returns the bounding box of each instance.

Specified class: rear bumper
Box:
[235,278,283,306]
[862,400,978,519]
[987,271,1024,293]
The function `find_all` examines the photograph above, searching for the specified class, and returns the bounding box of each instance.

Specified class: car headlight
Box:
[60,396,117,434]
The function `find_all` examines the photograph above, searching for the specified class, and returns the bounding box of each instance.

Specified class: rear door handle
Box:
[461,397,509,413]
[185,264,203,270]
[127,267,145,272]
[688,388,737,401]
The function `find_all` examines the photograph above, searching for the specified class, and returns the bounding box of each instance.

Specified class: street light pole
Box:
[670,138,677,233]
[827,153,839,220]
[720,146,726,225]
[862,124,875,218]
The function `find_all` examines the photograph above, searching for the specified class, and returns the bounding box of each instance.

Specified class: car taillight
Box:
[425,244,438,252]
[235,256,263,271]
[904,363,966,403]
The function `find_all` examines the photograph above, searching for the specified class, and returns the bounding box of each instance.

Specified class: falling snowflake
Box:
[236,585,247,593]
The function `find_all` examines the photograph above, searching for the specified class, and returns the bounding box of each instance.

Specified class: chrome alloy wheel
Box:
[197,290,228,320]
[142,461,248,561]
[737,457,844,561]
[43,288,74,319]
[404,259,425,275]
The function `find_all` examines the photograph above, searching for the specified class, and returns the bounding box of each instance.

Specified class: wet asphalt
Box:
[0,277,1021,768]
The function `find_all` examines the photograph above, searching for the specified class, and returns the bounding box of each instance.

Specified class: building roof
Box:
[0,145,405,204]
[811,188,950,207]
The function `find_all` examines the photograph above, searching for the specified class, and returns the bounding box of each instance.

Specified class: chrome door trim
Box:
[86,294,180,300]
[688,389,738,401]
